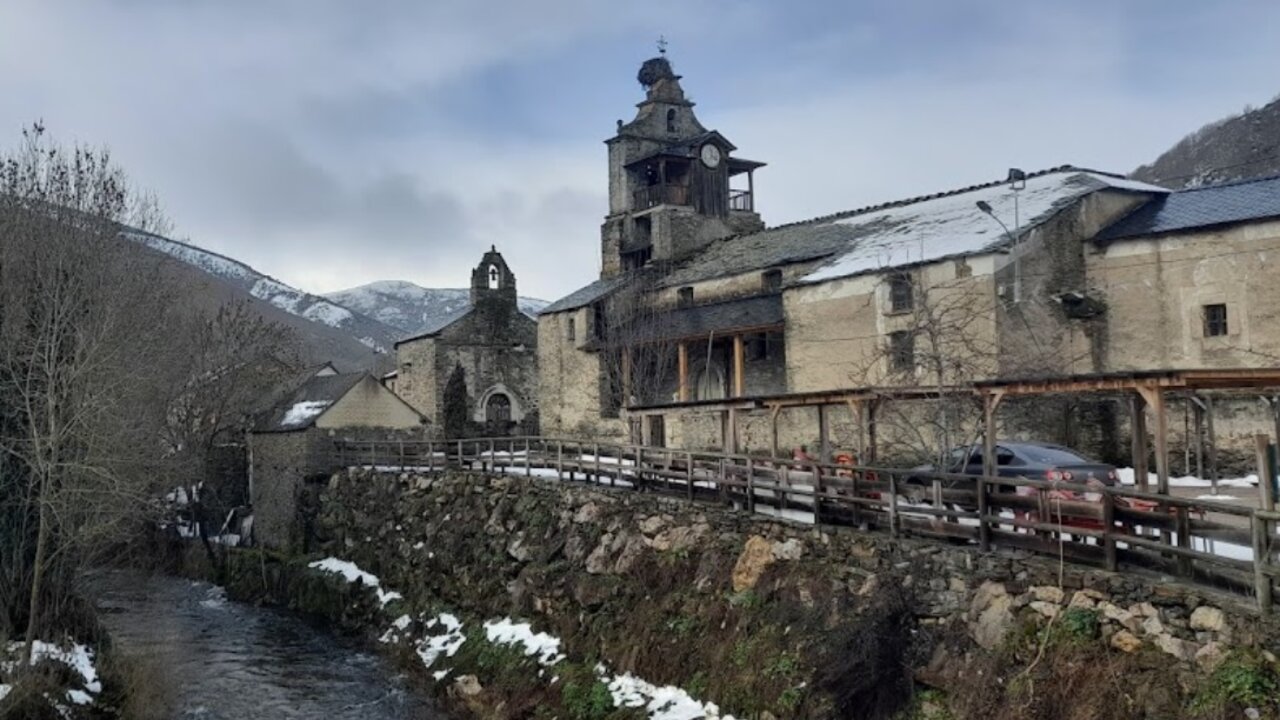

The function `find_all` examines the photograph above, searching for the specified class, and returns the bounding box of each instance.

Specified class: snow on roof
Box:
[279,400,332,429]
[800,170,1167,285]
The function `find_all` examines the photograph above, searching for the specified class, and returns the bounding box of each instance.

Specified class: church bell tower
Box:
[600,52,765,277]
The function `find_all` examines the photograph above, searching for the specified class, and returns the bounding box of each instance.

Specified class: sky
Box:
[2,1,1279,302]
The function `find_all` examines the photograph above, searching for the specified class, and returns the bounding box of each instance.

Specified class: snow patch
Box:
[483,618,565,666]
[307,558,403,607]
[601,666,736,720]
[280,400,332,428]
[416,614,466,668]
[1116,468,1258,488]
[302,302,353,328]
[803,171,1167,284]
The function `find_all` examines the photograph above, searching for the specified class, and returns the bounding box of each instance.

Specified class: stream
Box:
[90,570,442,719]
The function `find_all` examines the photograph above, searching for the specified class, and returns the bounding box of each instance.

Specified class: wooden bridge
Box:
[332,436,1280,613]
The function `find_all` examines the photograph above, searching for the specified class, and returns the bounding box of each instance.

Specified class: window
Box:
[762,269,783,293]
[666,108,677,133]
[677,286,694,308]
[1203,303,1228,337]
[888,331,915,372]
[888,272,913,313]
[567,317,576,342]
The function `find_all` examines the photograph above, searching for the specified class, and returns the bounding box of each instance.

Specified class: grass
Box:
[1190,650,1280,717]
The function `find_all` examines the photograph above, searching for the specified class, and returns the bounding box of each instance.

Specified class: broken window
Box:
[1203,304,1228,337]
[762,269,783,293]
[677,286,694,308]
[888,331,915,372]
[888,272,913,313]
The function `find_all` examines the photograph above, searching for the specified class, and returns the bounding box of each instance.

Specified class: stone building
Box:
[249,370,425,549]
[394,247,538,436]
[540,54,1280,467]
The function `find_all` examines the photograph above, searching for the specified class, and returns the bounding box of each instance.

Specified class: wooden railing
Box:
[330,436,1280,613]
[729,189,753,212]
[633,184,689,210]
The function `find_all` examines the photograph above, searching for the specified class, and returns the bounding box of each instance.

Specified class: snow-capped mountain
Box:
[324,280,549,338]
[123,229,398,355]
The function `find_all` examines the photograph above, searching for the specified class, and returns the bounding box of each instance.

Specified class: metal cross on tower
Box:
[657,35,668,55]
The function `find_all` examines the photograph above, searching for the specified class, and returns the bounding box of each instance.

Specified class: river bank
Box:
[173,467,1280,719]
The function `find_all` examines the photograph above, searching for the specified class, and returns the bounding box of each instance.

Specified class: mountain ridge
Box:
[324,281,548,340]
[1133,95,1280,188]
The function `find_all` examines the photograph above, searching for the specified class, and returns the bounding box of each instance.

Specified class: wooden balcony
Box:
[633,183,688,210]
[729,189,754,212]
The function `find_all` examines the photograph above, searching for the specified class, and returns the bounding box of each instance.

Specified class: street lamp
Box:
[976,169,1025,302]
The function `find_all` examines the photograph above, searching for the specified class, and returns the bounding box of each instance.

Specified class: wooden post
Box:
[849,399,865,464]
[556,441,564,481]
[1102,491,1117,571]
[888,473,899,538]
[732,334,745,398]
[677,342,689,402]
[524,437,531,477]
[427,441,434,473]
[817,404,830,464]
[457,439,464,469]
[977,476,990,551]
[1147,388,1170,495]
[718,457,727,506]
[866,399,879,464]
[594,441,602,486]
[746,456,756,513]
[1252,513,1273,613]
[686,451,694,502]
[1191,397,1206,487]
[1206,395,1220,484]
[726,408,739,454]
[621,350,632,409]
[1176,506,1192,576]
[813,464,823,526]
[769,404,781,459]
[1130,394,1149,492]
[1257,435,1276,512]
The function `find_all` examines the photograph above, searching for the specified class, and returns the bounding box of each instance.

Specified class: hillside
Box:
[1133,96,1280,188]
[122,229,398,370]
[325,280,548,338]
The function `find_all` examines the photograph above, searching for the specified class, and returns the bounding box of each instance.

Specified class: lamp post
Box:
[976,168,1026,303]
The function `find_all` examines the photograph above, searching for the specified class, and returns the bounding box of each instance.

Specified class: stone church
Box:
[394,247,538,436]
[539,53,1280,469]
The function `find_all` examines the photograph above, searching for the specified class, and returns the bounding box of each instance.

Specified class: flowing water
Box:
[91,571,442,719]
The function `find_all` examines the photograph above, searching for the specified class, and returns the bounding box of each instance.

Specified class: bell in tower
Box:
[599,51,765,277]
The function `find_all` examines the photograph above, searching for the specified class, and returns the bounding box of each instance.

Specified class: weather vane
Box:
[657,35,668,56]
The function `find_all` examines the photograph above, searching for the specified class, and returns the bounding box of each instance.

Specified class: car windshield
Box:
[1018,445,1093,465]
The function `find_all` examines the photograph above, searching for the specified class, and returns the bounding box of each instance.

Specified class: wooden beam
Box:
[848,399,865,463]
[677,342,689,402]
[1136,385,1170,494]
[733,334,745,398]
[725,408,739,454]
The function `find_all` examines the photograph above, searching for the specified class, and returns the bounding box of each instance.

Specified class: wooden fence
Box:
[331,436,1280,613]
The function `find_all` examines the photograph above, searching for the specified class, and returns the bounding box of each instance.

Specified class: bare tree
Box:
[592,270,681,437]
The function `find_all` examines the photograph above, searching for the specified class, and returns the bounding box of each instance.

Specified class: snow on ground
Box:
[3,640,103,706]
[280,400,332,428]
[415,613,466,668]
[602,666,736,720]
[0,684,10,702]
[1116,468,1258,488]
[1195,494,1241,501]
[302,301,354,328]
[483,619,565,666]
[307,558,403,607]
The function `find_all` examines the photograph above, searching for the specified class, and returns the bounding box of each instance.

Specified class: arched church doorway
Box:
[485,392,512,434]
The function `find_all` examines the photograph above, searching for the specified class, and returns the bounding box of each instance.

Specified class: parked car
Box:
[909,441,1118,498]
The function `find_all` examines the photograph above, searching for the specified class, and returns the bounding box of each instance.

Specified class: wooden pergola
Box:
[974,368,1280,495]
[627,384,972,463]
[629,367,1280,499]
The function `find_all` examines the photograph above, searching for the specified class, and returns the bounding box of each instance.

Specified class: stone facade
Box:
[395,248,538,436]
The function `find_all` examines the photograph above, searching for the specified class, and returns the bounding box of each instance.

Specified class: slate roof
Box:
[540,274,633,315]
[627,294,784,344]
[394,305,474,346]
[659,166,1166,289]
[1096,173,1280,243]
[253,372,366,433]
